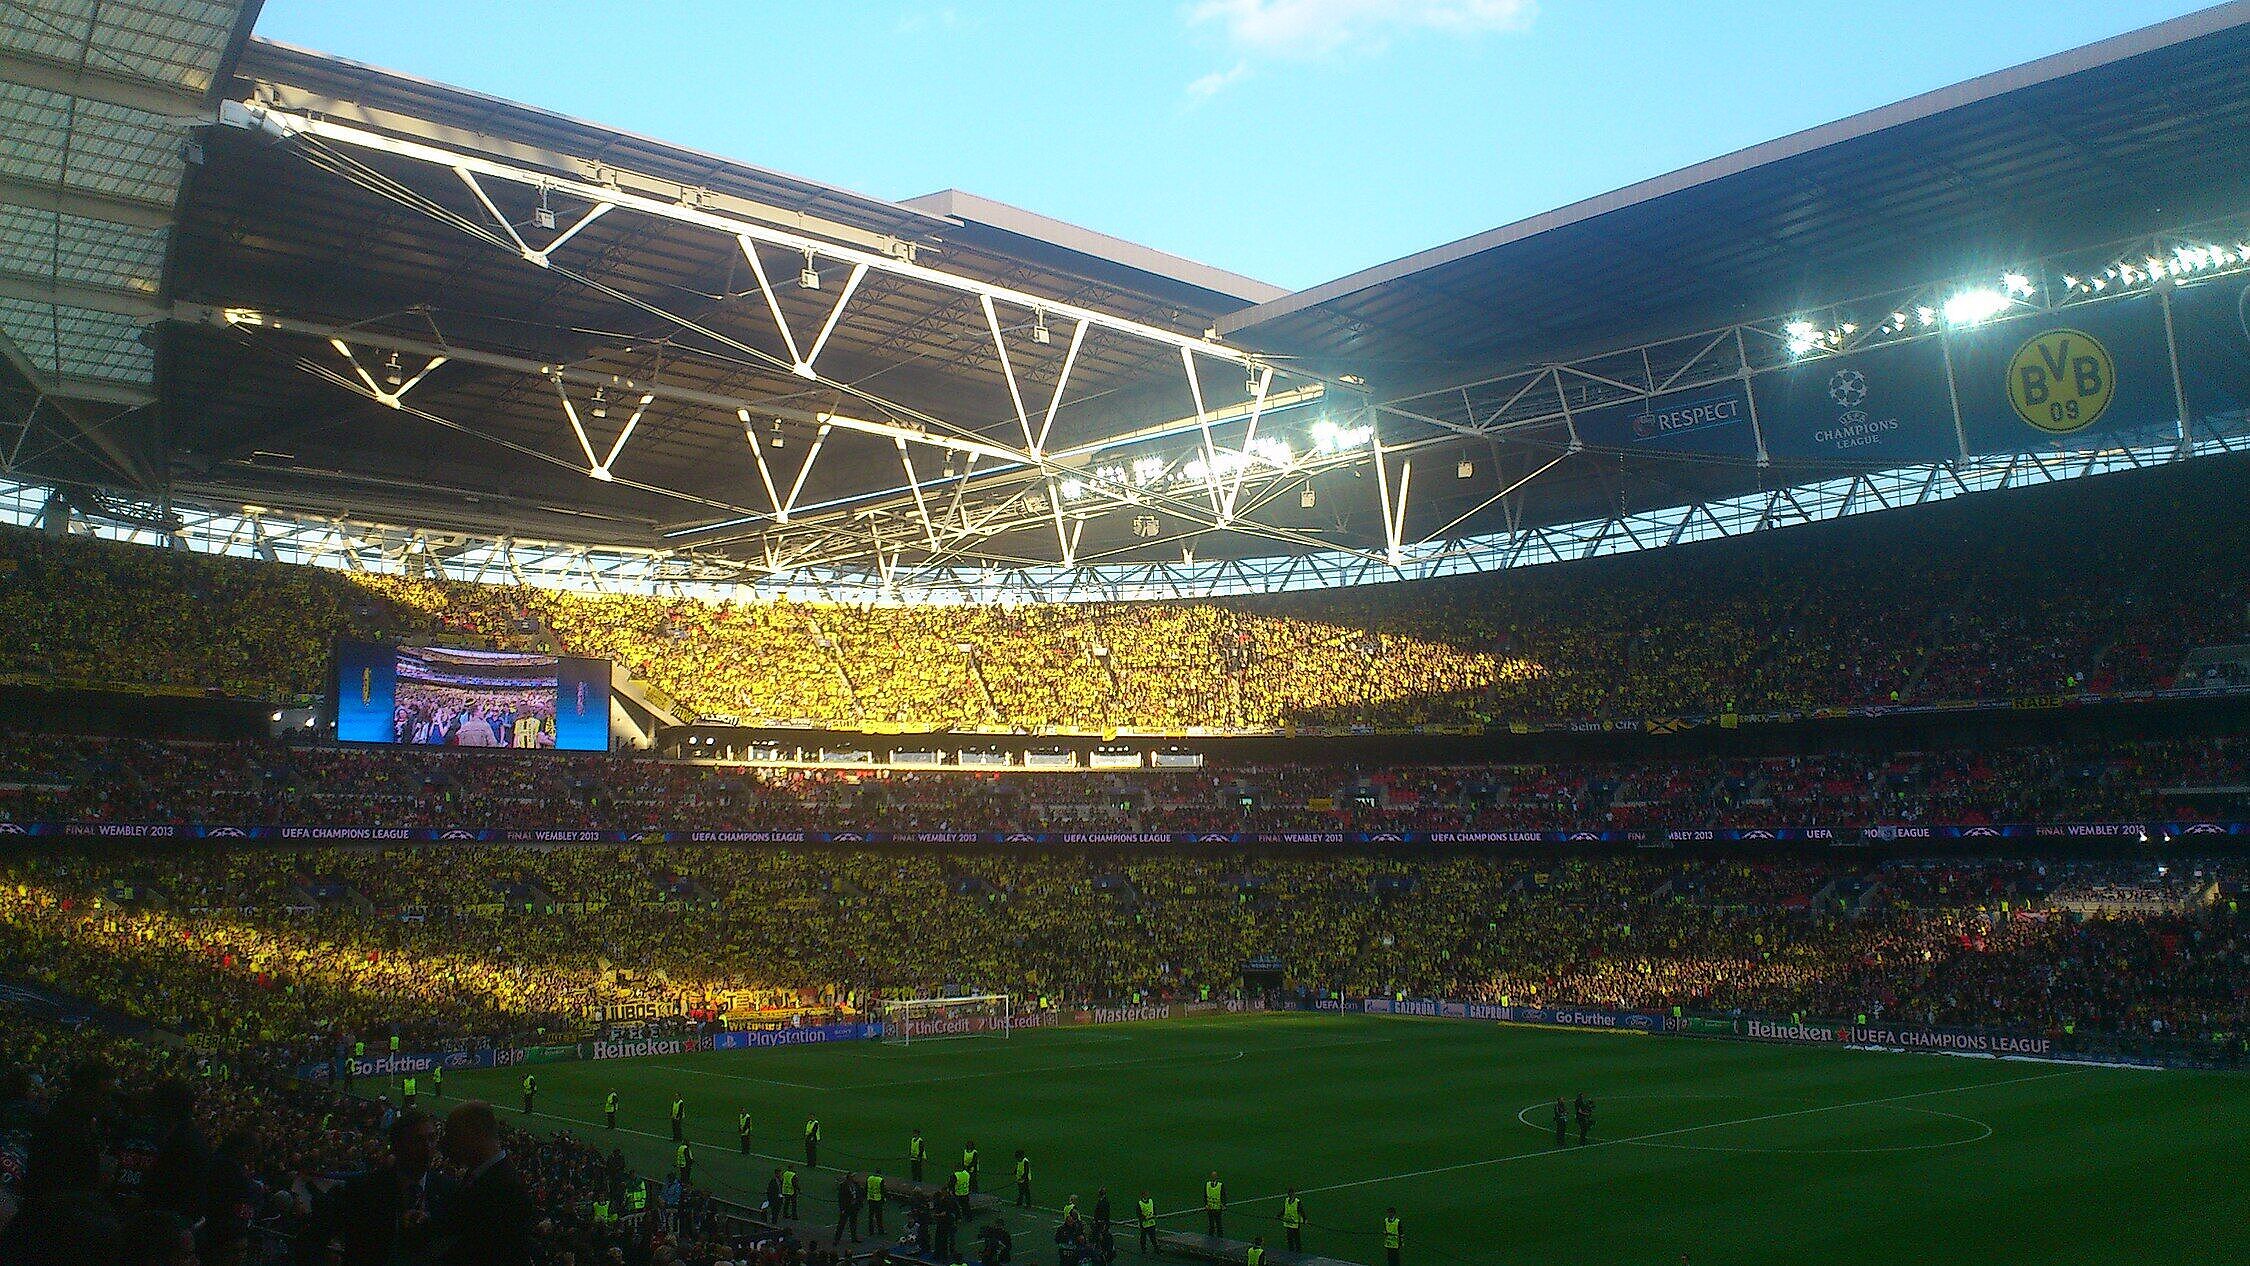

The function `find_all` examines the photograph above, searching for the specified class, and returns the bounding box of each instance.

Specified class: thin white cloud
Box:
[1185,60,1253,101]
[1189,0,1536,58]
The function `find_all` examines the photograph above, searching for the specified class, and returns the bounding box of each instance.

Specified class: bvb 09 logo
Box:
[2006,327,2115,434]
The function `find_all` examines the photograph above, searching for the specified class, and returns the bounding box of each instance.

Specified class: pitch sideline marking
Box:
[1506,1096,1994,1155]
[840,1034,1393,1091]
[1161,1067,2078,1217]
[648,1033,1390,1094]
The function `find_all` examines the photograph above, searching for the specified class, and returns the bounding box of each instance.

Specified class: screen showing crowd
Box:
[334,641,610,750]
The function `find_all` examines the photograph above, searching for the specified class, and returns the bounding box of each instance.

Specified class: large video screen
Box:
[334,642,610,751]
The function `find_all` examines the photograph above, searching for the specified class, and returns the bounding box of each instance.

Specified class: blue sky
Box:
[255,1,2214,292]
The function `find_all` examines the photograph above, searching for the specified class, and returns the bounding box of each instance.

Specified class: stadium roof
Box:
[1217,2,2250,389]
[7,2,2250,596]
[0,0,261,493]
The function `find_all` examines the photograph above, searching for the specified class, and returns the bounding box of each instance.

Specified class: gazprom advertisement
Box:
[1950,293,2181,455]
[1753,336,1960,463]
[1571,380,1757,457]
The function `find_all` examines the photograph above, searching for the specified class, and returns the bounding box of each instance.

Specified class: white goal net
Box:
[880,994,1012,1045]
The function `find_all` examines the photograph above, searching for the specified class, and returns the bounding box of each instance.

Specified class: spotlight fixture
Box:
[1457,460,1474,479]
[1300,486,1316,508]
[1031,309,1051,345]
[534,186,556,230]
[590,387,607,419]
[383,352,403,388]
[770,418,786,449]
[799,246,821,290]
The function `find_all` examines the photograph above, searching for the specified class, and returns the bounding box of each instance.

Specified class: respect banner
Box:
[1569,380,1759,457]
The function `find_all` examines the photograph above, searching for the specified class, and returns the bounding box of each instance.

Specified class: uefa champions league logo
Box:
[1827,369,1869,407]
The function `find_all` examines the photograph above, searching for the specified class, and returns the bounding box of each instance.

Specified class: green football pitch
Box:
[434,1012,2247,1265]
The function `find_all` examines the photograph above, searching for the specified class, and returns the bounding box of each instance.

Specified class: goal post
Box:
[879,994,1013,1046]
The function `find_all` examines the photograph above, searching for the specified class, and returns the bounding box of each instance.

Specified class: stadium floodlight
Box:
[1059,478,1086,502]
[1309,417,1371,453]
[2002,272,2035,297]
[383,353,404,387]
[1032,308,1051,345]
[770,418,785,449]
[1942,288,2010,326]
[1457,460,1474,479]
[799,246,820,290]
[535,186,556,230]
[589,387,607,419]
[1300,486,1316,508]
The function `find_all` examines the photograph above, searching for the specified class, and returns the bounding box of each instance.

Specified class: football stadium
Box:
[1,2,2248,1264]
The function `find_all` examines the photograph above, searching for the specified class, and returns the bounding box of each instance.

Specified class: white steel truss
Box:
[208,100,1419,575]
[17,429,2250,606]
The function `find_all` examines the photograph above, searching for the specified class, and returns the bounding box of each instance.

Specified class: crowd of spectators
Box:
[5,459,2246,729]
[0,999,799,1265]
[1,837,2240,1068]
[6,732,2250,833]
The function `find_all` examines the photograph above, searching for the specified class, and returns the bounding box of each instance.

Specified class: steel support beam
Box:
[244,84,929,261]
[0,173,175,231]
[0,270,163,320]
[0,49,212,118]
[0,331,155,477]
[221,101,1263,370]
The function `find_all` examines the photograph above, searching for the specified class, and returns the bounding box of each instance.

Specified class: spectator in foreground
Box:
[429,1101,532,1266]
